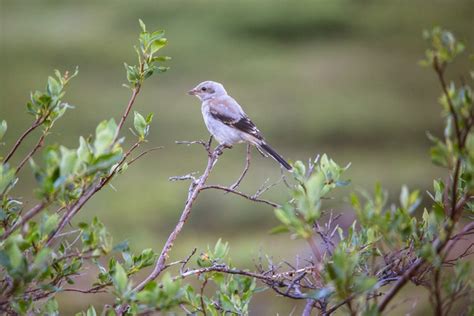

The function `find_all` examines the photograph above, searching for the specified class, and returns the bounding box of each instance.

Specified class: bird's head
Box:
[188,81,227,101]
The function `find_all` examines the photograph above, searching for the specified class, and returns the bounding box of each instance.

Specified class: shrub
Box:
[0,22,472,315]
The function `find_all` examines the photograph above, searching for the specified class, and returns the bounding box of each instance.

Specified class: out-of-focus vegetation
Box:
[1,0,473,314]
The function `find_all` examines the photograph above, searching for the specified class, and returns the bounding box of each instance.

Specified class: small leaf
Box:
[112,262,128,294]
[138,19,146,32]
[133,111,147,138]
[0,120,7,141]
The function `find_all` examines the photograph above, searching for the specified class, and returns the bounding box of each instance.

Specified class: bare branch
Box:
[132,144,225,292]
[128,146,163,166]
[15,128,48,174]
[4,117,44,164]
[229,143,251,190]
[201,185,279,208]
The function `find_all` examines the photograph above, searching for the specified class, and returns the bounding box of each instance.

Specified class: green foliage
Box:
[273,154,350,239]
[0,20,169,315]
[124,19,170,89]
[1,21,473,316]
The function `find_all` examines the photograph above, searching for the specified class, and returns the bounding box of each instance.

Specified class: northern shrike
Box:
[188,81,292,170]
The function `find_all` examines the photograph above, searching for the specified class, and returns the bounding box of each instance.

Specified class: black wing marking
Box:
[210,110,263,140]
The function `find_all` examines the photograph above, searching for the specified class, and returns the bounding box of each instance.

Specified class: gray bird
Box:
[188,81,292,170]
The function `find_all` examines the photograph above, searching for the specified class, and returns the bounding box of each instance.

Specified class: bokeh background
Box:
[1,0,474,314]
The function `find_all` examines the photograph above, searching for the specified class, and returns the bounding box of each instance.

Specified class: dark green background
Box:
[1,0,473,314]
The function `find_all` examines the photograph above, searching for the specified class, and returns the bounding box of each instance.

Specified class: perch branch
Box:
[132,142,224,292]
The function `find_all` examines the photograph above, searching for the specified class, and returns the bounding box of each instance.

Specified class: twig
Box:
[433,57,462,145]
[15,129,48,174]
[3,118,44,164]
[200,277,209,316]
[114,87,141,143]
[302,299,315,316]
[201,185,279,208]
[229,144,251,190]
[128,146,163,166]
[180,248,197,274]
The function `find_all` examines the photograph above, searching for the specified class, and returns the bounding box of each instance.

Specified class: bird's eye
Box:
[201,87,207,91]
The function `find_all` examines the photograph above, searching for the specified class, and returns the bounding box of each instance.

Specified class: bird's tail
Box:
[259,142,292,170]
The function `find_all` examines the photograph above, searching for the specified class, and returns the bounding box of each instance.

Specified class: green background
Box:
[1,0,473,314]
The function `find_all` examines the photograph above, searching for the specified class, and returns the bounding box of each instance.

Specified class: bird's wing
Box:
[208,96,264,140]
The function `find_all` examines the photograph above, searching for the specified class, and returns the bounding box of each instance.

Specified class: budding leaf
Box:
[0,120,7,141]
[133,111,147,138]
[112,262,128,294]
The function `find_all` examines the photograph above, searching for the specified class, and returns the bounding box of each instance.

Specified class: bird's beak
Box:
[187,89,197,96]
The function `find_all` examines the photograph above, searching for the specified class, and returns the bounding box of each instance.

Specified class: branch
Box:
[229,143,251,190]
[378,56,472,313]
[302,299,315,316]
[15,128,48,174]
[3,117,44,164]
[114,86,141,143]
[128,146,163,166]
[378,219,474,312]
[132,143,224,292]
[201,185,279,208]
[433,56,462,145]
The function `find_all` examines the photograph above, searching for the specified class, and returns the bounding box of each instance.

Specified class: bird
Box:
[188,81,292,170]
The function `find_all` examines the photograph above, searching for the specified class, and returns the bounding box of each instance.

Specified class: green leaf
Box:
[133,111,147,138]
[138,19,146,32]
[42,213,59,236]
[269,225,290,234]
[47,76,61,97]
[145,112,154,124]
[86,306,97,316]
[6,241,23,269]
[93,119,117,156]
[0,120,7,141]
[77,136,92,163]
[150,38,167,55]
[112,262,128,294]
[162,272,180,296]
[88,150,123,174]
[213,239,229,259]
[59,146,78,177]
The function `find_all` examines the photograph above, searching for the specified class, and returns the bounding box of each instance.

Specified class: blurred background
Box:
[1,0,474,314]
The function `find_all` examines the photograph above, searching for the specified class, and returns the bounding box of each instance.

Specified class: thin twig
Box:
[201,185,279,208]
[128,146,163,166]
[16,129,48,174]
[114,87,141,143]
[4,118,44,164]
[229,144,251,190]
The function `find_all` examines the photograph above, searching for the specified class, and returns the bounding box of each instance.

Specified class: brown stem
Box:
[201,185,279,208]
[200,277,209,316]
[15,130,48,174]
[3,118,43,163]
[229,144,251,190]
[433,57,462,145]
[114,87,141,143]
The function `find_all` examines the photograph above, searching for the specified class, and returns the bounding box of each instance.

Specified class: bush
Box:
[0,22,472,315]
